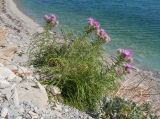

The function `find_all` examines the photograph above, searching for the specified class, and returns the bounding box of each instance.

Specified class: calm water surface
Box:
[15,0,160,71]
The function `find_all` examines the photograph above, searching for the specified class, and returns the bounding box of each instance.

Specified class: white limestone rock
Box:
[0,107,8,118]
[0,66,16,80]
[0,45,17,65]
[0,66,22,83]
[17,81,48,108]
[0,80,10,89]
[13,87,19,107]
[50,86,61,96]
[29,111,39,119]
[16,116,22,119]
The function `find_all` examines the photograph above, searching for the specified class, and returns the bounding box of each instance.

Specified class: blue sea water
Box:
[15,0,160,71]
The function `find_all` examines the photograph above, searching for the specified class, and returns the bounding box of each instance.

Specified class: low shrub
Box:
[29,14,134,111]
[98,97,158,119]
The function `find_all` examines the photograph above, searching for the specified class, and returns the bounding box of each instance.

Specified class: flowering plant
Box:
[99,97,158,119]
[44,14,58,31]
[44,14,58,25]
[88,17,100,30]
[116,48,134,73]
[87,17,111,43]
[29,14,134,111]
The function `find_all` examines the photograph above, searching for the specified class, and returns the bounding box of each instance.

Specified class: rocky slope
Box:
[0,62,93,119]
[0,0,93,118]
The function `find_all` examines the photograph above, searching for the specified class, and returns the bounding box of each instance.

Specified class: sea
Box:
[15,0,160,71]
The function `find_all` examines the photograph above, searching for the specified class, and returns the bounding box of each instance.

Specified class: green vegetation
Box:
[29,22,124,111]
[29,15,157,119]
[99,97,158,119]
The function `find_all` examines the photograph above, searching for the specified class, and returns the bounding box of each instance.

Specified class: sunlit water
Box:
[15,0,160,71]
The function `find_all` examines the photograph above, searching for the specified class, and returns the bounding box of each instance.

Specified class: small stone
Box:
[16,116,22,119]
[36,81,46,94]
[11,83,17,90]
[0,88,12,100]
[34,107,38,113]
[54,103,62,111]
[0,63,4,67]
[42,114,45,117]
[54,111,62,118]
[64,108,68,112]
[0,67,16,80]
[0,80,10,89]
[19,107,24,113]
[0,107,8,118]
[13,87,19,106]
[29,111,39,119]
[12,77,22,83]
[15,66,33,79]
[50,86,61,96]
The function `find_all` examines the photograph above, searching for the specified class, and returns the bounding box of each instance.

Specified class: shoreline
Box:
[1,0,159,77]
[6,0,42,34]
[0,0,44,64]
[8,0,160,73]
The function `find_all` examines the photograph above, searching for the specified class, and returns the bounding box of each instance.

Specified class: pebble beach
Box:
[0,0,160,118]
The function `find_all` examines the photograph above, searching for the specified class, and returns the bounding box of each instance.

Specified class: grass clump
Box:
[29,16,131,112]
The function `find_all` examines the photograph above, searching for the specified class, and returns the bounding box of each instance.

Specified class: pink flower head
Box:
[117,48,133,62]
[93,20,100,29]
[44,15,50,22]
[97,28,111,43]
[44,14,57,25]
[123,63,134,73]
[50,14,57,21]
[87,17,100,30]
[88,17,94,25]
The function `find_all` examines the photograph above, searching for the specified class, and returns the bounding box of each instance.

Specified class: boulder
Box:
[17,81,48,108]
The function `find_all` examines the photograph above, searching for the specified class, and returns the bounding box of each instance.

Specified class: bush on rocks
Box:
[29,14,134,112]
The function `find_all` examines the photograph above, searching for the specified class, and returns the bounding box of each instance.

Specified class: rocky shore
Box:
[0,0,160,118]
[0,0,93,118]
